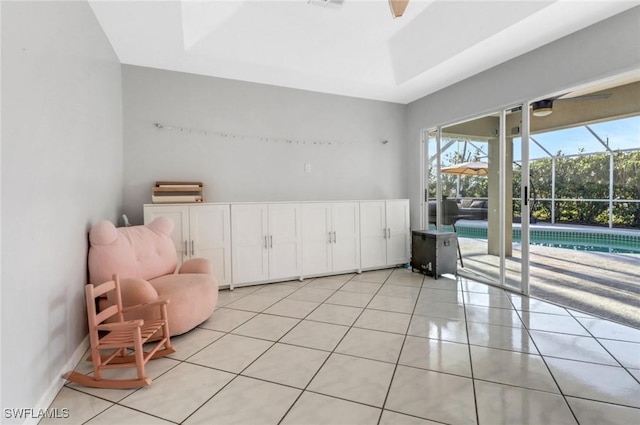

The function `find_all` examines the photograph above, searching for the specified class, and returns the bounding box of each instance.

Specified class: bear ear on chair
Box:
[89,220,119,246]
[147,216,174,235]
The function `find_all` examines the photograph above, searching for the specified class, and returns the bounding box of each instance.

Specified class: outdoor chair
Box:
[428,199,465,267]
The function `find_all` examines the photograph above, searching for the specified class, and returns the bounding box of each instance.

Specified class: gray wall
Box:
[405,6,640,229]
[1,1,123,419]
[122,66,408,224]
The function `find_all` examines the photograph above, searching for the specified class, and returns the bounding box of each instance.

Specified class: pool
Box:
[449,221,640,254]
[527,240,640,254]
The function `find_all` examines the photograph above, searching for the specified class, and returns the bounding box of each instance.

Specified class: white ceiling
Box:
[88,0,638,104]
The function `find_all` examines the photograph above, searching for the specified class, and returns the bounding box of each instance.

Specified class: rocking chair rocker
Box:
[64,274,175,389]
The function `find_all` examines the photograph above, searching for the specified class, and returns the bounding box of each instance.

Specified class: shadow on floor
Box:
[458,238,640,328]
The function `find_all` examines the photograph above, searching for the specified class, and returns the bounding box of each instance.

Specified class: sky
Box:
[522,115,640,162]
[427,114,639,166]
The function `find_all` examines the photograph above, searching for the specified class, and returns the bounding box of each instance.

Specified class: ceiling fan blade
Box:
[389,0,409,18]
[505,92,609,114]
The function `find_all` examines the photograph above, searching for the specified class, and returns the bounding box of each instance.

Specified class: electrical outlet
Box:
[305,163,311,173]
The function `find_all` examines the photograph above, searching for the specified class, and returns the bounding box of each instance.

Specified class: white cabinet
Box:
[143,204,232,288]
[231,203,302,286]
[360,200,410,269]
[301,202,360,276]
[144,199,408,288]
[385,200,411,265]
[144,205,190,260]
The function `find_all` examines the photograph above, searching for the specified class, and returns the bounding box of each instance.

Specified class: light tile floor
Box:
[45,268,640,425]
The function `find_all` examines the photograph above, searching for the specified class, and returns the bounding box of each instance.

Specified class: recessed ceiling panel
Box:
[181,1,243,50]
[88,0,639,104]
[388,1,554,85]
[89,1,186,64]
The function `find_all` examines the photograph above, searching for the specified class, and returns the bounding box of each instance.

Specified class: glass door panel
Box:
[505,106,528,294]
[439,114,498,286]
[423,130,437,229]
[425,108,530,294]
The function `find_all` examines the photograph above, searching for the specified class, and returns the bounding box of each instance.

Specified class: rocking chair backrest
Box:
[86,276,124,334]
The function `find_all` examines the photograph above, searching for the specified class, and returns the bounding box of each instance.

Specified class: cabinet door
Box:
[268,203,302,280]
[189,205,231,287]
[331,202,360,273]
[301,203,332,276]
[385,200,411,266]
[231,204,269,285]
[143,205,190,264]
[360,201,387,269]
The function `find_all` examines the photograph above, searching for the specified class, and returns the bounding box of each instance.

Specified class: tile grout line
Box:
[200,276,640,418]
[460,276,482,425]
[178,278,321,424]
[226,273,382,421]
[506,295,584,425]
[276,269,397,425]
[63,270,640,424]
[570,311,640,377]
[376,268,425,425]
[114,280,309,425]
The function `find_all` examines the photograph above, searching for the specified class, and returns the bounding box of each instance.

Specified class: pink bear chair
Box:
[88,216,218,336]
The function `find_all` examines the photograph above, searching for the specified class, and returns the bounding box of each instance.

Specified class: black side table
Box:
[411,230,458,279]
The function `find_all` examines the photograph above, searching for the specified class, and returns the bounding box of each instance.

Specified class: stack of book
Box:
[151,181,204,203]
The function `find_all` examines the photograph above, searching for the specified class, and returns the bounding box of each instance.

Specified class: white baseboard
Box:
[23,335,89,425]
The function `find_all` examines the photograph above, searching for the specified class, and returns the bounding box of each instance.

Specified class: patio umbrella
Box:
[440,161,489,176]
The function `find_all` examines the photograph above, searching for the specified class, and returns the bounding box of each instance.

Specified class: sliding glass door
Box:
[424,104,530,294]
[504,105,531,294]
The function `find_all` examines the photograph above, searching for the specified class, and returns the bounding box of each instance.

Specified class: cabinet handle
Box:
[264,235,268,249]
[333,231,337,243]
[270,235,273,248]
[387,228,391,239]
[184,240,188,254]
[383,228,387,239]
[329,231,333,244]
[191,240,195,256]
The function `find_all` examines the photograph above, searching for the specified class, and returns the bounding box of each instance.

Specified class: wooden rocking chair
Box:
[63,274,175,389]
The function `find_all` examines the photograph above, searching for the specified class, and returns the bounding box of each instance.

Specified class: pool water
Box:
[528,240,640,254]
[450,224,640,254]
